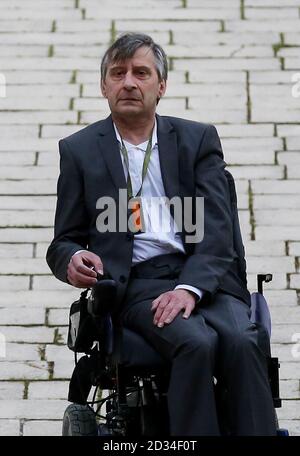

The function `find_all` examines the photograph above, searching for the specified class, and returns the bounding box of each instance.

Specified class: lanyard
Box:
[120,131,153,200]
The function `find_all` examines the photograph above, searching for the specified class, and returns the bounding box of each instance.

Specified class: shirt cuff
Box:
[73,249,88,256]
[174,284,203,303]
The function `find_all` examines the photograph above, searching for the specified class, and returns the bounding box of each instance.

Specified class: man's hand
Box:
[67,251,103,288]
[151,289,196,328]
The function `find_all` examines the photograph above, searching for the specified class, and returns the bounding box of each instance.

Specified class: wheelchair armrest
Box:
[250,292,272,339]
[250,273,273,338]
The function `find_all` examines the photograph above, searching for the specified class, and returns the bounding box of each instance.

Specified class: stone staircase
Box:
[0,0,299,436]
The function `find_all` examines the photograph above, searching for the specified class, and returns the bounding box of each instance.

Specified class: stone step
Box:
[0,276,30,291]
[22,420,62,437]
[276,399,300,420]
[0,259,53,275]
[255,210,300,226]
[0,46,48,57]
[0,212,54,228]
[285,33,300,45]
[246,256,295,273]
[256,226,300,241]
[27,381,69,400]
[253,194,300,210]
[0,290,78,308]
[0,0,74,7]
[2,10,81,20]
[289,242,300,255]
[270,307,300,325]
[3,343,43,362]
[0,56,99,70]
[0,400,68,420]
[0,20,52,32]
[276,419,300,437]
[0,111,77,124]
[264,290,298,307]
[0,382,24,400]
[246,7,299,20]
[0,326,57,343]
[0,420,20,437]
[228,165,284,179]
[88,8,239,20]
[176,30,280,46]
[244,240,286,256]
[6,84,80,98]
[4,71,74,84]
[0,152,36,166]
[0,167,58,180]
[32,276,72,291]
[217,124,274,137]
[226,19,300,32]
[0,362,50,381]
[245,0,300,6]
[175,57,280,71]
[0,308,45,326]
[0,244,33,258]
[115,20,221,34]
[250,70,300,84]
[0,181,57,195]
[0,196,56,210]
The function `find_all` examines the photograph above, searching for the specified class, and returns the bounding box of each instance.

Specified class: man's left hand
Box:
[151,289,196,328]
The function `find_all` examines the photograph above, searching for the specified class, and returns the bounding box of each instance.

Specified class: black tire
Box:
[62,403,98,436]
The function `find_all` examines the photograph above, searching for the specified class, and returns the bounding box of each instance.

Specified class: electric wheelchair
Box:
[62,170,289,437]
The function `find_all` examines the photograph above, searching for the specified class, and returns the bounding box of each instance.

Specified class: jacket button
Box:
[119,275,126,283]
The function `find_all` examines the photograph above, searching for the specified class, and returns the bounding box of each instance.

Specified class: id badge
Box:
[128,197,145,234]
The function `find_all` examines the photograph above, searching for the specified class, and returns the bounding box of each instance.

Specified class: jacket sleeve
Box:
[177,124,236,296]
[46,139,90,283]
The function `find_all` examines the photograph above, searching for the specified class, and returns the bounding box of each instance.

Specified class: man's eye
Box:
[137,70,148,77]
[111,70,124,77]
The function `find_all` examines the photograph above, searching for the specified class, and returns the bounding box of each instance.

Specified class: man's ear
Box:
[100,79,107,98]
[158,79,167,99]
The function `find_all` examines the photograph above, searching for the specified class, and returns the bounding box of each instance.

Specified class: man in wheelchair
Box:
[46,33,278,436]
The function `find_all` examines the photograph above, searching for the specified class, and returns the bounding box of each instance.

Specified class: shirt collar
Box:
[113,118,157,151]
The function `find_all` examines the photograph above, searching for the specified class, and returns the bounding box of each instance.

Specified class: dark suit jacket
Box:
[46,114,250,307]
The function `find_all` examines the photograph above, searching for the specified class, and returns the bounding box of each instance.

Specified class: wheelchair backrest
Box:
[224,169,247,287]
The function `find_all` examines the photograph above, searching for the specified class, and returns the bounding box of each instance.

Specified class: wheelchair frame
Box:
[62,273,286,436]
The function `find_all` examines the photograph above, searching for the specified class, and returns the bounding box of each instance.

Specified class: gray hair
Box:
[101,32,168,82]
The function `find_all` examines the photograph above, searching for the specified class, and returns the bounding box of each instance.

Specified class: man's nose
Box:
[123,71,137,89]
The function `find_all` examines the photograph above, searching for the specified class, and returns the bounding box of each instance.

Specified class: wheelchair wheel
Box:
[62,403,98,436]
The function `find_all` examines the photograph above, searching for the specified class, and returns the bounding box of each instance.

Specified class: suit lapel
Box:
[97,115,127,192]
[156,114,180,201]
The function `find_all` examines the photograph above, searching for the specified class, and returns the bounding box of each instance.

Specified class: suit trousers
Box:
[119,253,277,436]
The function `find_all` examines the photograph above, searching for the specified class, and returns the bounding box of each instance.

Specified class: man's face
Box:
[101,46,166,118]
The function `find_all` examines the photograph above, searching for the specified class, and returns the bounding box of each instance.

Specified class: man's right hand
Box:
[67,251,103,288]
